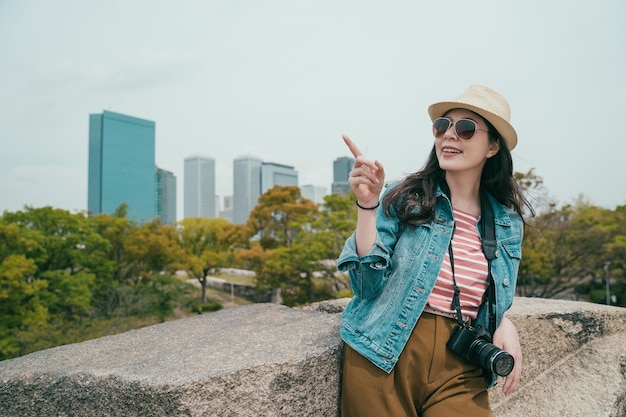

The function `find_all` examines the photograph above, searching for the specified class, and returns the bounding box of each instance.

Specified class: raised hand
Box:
[342,134,385,208]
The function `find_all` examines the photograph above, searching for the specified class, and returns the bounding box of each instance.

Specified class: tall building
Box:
[219,195,234,223]
[233,157,299,224]
[332,156,354,195]
[233,155,263,224]
[260,162,298,194]
[300,185,327,204]
[88,110,156,223]
[184,155,216,218]
[156,167,177,225]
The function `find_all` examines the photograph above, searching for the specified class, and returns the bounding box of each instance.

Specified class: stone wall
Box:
[0,297,625,417]
[203,276,275,303]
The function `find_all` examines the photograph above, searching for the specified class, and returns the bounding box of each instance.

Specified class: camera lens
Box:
[469,339,515,377]
[492,351,515,377]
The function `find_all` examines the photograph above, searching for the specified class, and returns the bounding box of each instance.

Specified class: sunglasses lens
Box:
[455,119,476,140]
[433,118,451,136]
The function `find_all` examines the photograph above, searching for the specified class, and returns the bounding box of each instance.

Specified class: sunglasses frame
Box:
[432,117,490,140]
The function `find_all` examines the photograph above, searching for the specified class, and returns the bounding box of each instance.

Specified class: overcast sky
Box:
[1,0,624,219]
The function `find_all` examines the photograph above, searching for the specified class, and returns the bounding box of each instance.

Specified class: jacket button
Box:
[495,250,500,258]
[503,279,510,286]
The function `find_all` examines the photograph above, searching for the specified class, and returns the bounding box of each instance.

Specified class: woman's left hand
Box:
[492,316,522,395]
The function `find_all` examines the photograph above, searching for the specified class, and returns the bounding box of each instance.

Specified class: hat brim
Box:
[428,101,518,151]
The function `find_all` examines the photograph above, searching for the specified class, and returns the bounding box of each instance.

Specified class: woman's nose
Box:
[444,122,458,140]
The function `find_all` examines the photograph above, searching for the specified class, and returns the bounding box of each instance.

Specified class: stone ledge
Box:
[0,298,624,416]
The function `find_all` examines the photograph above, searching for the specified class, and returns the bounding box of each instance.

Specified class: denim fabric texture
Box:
[338,184,523,387]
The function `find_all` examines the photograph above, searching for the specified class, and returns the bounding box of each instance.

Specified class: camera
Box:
[447,323,514,377]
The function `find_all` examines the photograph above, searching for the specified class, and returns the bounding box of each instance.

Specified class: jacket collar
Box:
[435,183,514,227]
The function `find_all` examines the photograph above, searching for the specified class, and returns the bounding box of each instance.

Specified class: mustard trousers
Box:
[341,312,491,417]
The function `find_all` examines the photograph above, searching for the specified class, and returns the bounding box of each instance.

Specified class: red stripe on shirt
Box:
[426,208,488,319]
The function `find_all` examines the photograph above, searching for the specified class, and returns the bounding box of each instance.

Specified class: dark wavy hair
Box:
[381,117,533,226]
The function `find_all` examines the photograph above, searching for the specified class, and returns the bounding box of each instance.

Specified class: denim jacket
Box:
[338,184,523,387]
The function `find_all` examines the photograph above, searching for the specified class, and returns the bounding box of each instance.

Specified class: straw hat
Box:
[427,84,518,150]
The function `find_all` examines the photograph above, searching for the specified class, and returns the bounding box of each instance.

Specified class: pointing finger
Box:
[342,134,363,158]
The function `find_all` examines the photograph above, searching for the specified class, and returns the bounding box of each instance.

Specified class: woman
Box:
[338,84,532,417]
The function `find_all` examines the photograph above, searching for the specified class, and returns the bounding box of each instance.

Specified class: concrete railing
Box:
[0,297,625,416]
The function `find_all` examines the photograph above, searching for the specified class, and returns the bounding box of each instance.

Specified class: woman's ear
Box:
[487,140,501,158]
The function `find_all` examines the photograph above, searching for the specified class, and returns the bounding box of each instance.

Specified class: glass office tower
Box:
[184,155,216,218]
[88,110,156,223]
[260,162,298,194]
[156,167,177,225]
[300,184,327,204]
[332,156,355,195]
[233,155,263,224]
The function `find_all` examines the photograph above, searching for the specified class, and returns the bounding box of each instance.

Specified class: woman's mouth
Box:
[442,147,461,155]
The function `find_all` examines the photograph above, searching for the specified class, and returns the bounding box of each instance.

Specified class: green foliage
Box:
[2,173,624,361]
[312,193,357,258]
[0,205,220,360]
[38,270,94,319]
[190,301,223,314]
[176,217,232,278]
[336,289,354,299]
[256,244,334,306]
[175,217,236,302]
[2,206,111,275]
[251,187,356,306]
[0,254,48,358]
[247,185,318,249]
[519,199,626,305]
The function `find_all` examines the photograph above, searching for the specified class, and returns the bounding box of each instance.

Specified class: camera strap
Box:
[480,191,497,336]
[448,190,497,334]
[448,242,465,325]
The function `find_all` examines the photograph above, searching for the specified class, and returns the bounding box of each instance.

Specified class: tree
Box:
[518,200,618,299]
[124,219,185,281]
[256,240,333,306]
[2,206,110,276]
[249,187,356,305]
[89,207,133,285]
[0,207,115,357]
[247,185,318,249]
[595,204,626,306]
[0,254,48,359]
[0,205,201,359]
[311,192,357,258]
[515,168,552,215]
[176,217,232,302]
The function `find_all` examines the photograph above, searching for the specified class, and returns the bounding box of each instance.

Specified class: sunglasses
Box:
[432,117,489,140]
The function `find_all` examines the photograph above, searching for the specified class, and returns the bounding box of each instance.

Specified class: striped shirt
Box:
[426,208,488,319]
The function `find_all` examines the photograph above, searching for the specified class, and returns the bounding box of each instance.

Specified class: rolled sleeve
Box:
[338,233,392,299]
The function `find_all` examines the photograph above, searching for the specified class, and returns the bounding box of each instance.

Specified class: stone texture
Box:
[0,304,343,416]
[490,298,626,417]
[0,298,625,416]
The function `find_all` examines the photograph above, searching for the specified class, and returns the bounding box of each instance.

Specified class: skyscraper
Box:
[300,185,327,204]
[233,155,262,224]
[184,155,216,218]
[88,110,156,223]
[156,167,177,225]
[220,195,234,223]
[332,156,354,195]
[233,157,300,224]
[260,162,298,194]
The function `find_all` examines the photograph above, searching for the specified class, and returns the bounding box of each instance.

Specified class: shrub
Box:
[192,301,223,314]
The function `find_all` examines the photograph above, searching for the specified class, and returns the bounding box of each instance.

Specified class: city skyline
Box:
[2,2,625,216]
[88,108,343,224]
